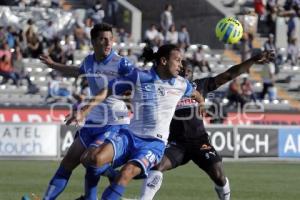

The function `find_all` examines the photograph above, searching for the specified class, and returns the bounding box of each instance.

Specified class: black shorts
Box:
[164,139,222,171]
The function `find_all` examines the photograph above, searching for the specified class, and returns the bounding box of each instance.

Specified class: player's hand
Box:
[64,105,89,126]
[198,103,206,118]
[252,50,275,64]
[64,110,77,125]
[39,55,54,67]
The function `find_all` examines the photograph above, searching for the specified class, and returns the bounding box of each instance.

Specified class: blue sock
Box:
[102,166,120,182]
[84,165,110,200]
[101,183,125,200]
[43,165,72,200]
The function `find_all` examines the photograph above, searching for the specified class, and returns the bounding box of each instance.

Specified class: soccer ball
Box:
[215,17,243,44]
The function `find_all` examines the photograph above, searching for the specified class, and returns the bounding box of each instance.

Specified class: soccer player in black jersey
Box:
[140,50,274,200]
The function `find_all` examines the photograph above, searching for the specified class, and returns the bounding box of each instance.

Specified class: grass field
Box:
[0,160,300,200]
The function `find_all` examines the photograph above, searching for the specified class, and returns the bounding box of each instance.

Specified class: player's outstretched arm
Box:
[40,55,80,77]
[214,50,274,88]
[65,88,110,125]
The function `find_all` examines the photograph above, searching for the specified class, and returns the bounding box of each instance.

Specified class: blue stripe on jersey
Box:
[223,24,233,43]
[102,50,116,65]
[184,79,193,97]
[140,82,157,129]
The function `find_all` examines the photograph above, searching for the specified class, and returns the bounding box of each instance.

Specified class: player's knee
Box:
[156,162,169,172]
[80,149,98,167]
[94,151,108,167]
[117,164,140,185]
[155,156,172,172]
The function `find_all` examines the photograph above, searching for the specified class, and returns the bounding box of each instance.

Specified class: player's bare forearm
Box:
[82,88,110,117]
[50,63,80,77]
[214,57,255,87]
[57,66,79,77]
[65,88,110,125]
[39,55,80,77]
[214,50,274,88]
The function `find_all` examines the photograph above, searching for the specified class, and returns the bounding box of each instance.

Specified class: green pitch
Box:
[0,160,300,200]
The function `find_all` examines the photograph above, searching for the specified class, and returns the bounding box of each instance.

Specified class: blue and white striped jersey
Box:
[79,50,134,125]
[109,68,193,143]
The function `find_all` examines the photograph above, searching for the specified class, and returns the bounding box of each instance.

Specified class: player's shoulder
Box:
[111,51,123,62]
[84,52,94,59]
[83,53,95,65]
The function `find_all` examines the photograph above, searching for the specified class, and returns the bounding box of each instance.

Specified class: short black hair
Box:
[90,23,113,40]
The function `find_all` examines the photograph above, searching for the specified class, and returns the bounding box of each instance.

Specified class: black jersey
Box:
[168,77,217,143]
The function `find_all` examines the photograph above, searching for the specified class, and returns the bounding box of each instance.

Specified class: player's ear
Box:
[112,36,116,43]
[160,57,167,66]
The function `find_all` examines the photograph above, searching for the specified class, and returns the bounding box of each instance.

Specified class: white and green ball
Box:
[215,17,243,44]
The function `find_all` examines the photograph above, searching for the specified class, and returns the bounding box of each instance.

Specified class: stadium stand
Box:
[0,0,299,115]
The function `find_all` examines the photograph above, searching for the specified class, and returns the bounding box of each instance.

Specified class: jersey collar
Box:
[151,67,176,85]
[92,50,115,65]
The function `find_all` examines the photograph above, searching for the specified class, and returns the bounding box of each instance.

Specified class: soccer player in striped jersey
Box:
[77,44,205,200]
[140,50,274,200]
[41,23,135,200]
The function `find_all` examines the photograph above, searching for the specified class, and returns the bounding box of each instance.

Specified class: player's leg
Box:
[84,165,113,200]
[192,144,230,200]
[84,129,131,200]
[77,149,117,200]
[209,161,230,200]
[102,133,165,200]
[140,143,188,200]
[81,142,114,168]
[43,123,102,200]
[83,147,119,200]
[139,156,170,200]
[80,142,116,200]
[83,125,124,200]
[43,136,85,200]
[102,162,142,200]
